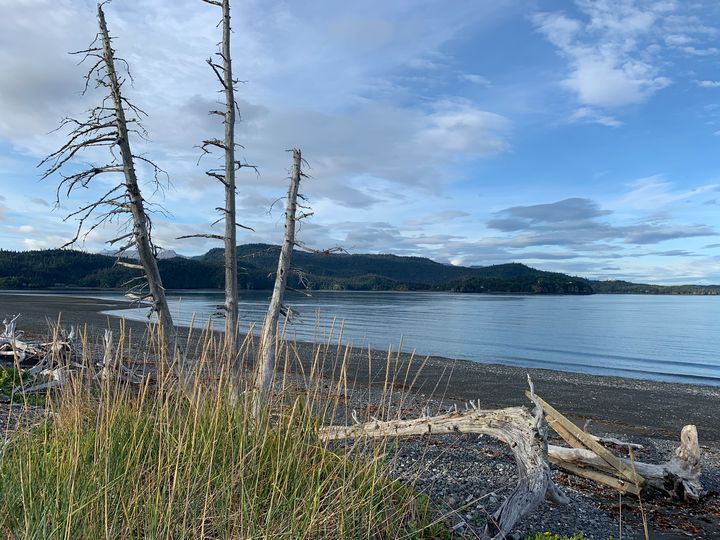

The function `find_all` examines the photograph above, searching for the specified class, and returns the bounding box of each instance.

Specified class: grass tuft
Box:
[0,325,432,539]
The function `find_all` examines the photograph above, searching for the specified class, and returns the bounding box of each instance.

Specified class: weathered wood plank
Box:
[550,457,641,495]
[526,391,645,486]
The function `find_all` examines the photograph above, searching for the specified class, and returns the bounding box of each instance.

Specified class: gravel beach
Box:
[1,291,719,538]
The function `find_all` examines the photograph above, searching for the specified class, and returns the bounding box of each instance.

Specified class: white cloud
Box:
[534,1,716,113]
[564,59,670,108]
[681,46,719,56]
[698,80,720,88]
[413,100,510,155]
[22,235,66,250]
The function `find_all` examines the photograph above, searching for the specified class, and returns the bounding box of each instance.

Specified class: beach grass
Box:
[0,324,434,539]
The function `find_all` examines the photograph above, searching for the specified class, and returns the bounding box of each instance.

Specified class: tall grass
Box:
[0,321,431,539]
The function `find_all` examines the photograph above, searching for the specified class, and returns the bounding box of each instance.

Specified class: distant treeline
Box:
[0,245,717,295]
[0,244,593,294]
[589,280,720,295]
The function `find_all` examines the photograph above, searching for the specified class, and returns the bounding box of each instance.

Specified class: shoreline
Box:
[2,286,720,297]
[1,291,719,443]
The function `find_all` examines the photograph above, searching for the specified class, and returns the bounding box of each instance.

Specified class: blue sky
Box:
[0,0,719,283]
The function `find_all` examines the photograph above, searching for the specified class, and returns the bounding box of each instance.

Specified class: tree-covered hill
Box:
[590,280,720,295]
[0,245,595,294]
[445,263,593,294]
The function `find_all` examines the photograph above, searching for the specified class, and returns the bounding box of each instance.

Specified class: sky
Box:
[0,0,719,284]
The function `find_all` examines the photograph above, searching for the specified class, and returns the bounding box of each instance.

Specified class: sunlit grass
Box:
[0,323,433,539]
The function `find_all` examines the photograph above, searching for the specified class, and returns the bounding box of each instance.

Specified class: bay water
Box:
[6,290,719,386]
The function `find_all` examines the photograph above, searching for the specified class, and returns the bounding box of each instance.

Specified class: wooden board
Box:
[550,459,641,496]
[526,391,645,488]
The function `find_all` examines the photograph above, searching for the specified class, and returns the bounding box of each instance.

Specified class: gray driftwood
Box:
[3,316,147,392]
[548,424,704,501]
[319,381,569,539]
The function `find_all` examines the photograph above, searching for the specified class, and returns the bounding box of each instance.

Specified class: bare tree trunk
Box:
[96,5,175,353]
[220,0,238,360]
[253,149,302,412]
[41,5,177,357]
[185,0,246,363]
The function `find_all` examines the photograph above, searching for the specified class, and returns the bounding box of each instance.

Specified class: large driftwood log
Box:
[320,393,568,539]
[548,425,703,501]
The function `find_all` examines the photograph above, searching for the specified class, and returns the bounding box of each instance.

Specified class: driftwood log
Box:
[320,381,569,539]
[2,316,147,396]
[548,425,703,501]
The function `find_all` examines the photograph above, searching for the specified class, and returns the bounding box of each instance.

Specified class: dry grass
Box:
[0,321,434,539]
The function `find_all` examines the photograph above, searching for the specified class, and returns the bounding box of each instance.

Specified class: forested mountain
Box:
[0,244,594,294]
[3,245,717,294]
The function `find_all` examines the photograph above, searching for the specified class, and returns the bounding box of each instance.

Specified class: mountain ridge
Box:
[0,244,717,294]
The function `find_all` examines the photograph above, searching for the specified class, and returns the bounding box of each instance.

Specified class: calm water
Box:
[6,290,720,386]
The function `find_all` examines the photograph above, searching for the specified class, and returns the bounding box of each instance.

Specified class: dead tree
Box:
[39,3,176,352]
[179,0,255,361]
[253,149,302,412]
[319,378,569,539]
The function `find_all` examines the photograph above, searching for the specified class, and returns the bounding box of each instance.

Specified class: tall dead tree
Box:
[253,149,302,411]
[180,0,254,360]
[40,3,175,352]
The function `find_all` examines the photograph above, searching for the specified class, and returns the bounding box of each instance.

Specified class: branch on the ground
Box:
[549,425,703,501]
[319,377,568,539]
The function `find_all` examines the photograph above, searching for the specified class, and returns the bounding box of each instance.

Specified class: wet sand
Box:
[2,291,718,443]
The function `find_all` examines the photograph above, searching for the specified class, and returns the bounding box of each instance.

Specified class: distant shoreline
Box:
[5,245,719,295]
[2,286,719,296]
[2,291,719,443]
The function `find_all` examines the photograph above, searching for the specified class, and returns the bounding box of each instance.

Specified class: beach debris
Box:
[548,426,704,501]
[530,391,704,501]
[583,419,644,449]
[319,376,569,540]
[1,315,72,368]
[1,316,149,396]
[320,378,708,538]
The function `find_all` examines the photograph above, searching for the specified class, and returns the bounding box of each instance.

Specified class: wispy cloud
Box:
[618,176,720,209]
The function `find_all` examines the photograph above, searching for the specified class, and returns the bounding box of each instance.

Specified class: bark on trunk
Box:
[97,5,175,355]
[253,149,302,412]
[320,403,568,539]
[220,0,238,361]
